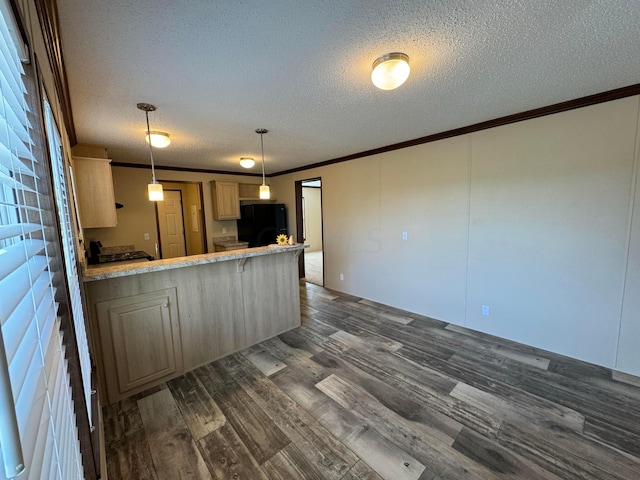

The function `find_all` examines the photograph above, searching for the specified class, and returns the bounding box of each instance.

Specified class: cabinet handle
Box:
[163,303,169,308]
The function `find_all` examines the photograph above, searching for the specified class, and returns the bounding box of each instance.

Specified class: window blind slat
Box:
[2,301,34,360]
[1,272,48,362]
[9,320,38,403]
[0,4,25,81]
[0,170,36,194]
[13,343,44,434]
[37,300,57,354]
[0,39,23,100]
[0,223,41,241]
[50,352,67,479]
[0,255,48,322]
[25,407,49,480]
[0,132,37,169]
[0,67,22,114]
[11,307,54,450]
[0,238,45,281]
[0,98,30,144]
[0,50,23,101]
[0,199,38,211]
[17,383,45,478]
[23,408,49,479]
[39,358,61,480]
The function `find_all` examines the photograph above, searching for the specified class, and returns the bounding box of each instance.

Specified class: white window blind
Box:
[43,97,93,428]
[0,1,84,479]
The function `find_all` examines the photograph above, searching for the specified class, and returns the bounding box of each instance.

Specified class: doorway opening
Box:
[295,178,323,286]
[156,181,207,259]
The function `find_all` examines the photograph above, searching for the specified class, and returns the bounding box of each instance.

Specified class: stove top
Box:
[98,251,154,263]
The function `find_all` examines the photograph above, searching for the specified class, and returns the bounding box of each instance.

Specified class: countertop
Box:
[82,244,307,282]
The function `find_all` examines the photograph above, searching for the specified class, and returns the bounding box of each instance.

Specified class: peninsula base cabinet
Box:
[95,289,182,402]
[242,252,300,344]
[84,247,304,404]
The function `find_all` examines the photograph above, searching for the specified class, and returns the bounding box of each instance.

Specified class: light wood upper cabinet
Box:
[238,182,276,200]
[238,182,261,200]
[96,289,182,402]
[72,156,117,228]
[210,180,240,220]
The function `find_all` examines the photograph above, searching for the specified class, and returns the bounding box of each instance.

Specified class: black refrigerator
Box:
[237,204,287,247]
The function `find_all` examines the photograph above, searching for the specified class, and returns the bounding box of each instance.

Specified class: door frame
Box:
[154,181,208,258]
[295,177,324,283]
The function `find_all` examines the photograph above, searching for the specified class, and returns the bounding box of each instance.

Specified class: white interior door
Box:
[157,190,187,258]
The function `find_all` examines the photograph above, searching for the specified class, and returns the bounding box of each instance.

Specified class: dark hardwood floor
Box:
[103,281,640,479]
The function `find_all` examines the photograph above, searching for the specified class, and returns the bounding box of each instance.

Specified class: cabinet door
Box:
[73,156,117,228]
[96,289,182,402]
[211,181,240,220]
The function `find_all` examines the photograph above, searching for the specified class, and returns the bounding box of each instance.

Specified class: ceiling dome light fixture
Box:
[137,103,164,202]
[256,128,270,199]
[371,52,410,90]
[239,157,255,168]
[145,131,171,148]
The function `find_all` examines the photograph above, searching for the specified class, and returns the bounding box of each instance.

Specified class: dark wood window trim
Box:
[33,0,77,146]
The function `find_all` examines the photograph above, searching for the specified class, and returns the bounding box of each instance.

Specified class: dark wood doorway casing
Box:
[295,177,324,283]
[295,180,305,278]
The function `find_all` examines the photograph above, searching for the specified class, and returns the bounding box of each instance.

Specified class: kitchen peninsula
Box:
[83,244,306,403]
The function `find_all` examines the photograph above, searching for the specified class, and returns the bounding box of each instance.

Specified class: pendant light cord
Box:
[260,132,266,186]
[145,110,157,184]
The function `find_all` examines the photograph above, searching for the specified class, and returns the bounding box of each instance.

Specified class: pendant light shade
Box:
[256,128,270,199]
[148,183,164,201]
[137,103,164,201]
[371,52,410,90]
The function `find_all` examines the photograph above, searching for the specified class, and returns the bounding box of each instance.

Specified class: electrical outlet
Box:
[222,227,227,233]
[482,305,490,316]
[340,273,344,281]
[402,231,408,240]
[144,233,149,240]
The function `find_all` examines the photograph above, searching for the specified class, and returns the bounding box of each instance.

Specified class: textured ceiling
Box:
[56,0,640,175]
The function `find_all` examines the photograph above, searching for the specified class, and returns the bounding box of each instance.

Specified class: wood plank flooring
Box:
[103,281,640,480]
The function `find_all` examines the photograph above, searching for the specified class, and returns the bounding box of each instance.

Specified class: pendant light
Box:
[256,128,270,199]
[137,103,164,201]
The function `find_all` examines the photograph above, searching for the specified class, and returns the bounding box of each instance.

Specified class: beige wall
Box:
[302,187,322,252]
[272,95,640,375]
[84,167,263,255]
[618,102,640,375]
